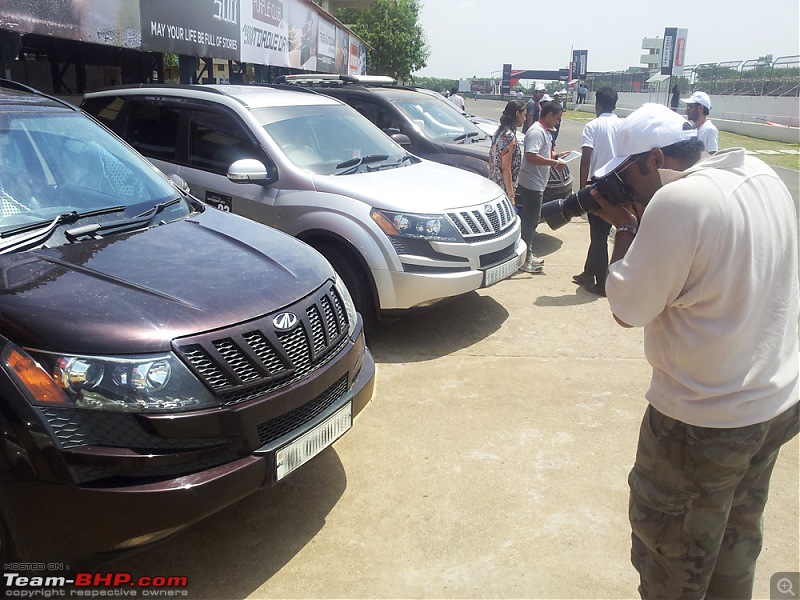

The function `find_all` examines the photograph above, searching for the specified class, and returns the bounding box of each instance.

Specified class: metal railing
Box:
[586,54,799,98]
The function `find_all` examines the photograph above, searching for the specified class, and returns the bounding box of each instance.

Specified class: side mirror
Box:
[390,133,411,148]
[227,159,278,185]
[167,173,191,194]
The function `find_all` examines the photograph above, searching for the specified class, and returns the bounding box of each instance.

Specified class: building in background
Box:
[641,37,662,71]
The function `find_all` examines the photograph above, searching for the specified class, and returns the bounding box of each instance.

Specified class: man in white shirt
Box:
[592,103,799,600]
[573,86,622,295]
[681,91,719,153]
[448,87,465,111]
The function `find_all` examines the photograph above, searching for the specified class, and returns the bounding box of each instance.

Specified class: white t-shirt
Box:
[607,149,799,428]
[518,121,552,191]
[696,119,719,152]
[581,112,622,178]
[449,94,465,110]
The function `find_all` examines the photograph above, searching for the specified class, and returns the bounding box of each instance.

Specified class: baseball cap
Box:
[541,94,553,102]
[535,83,546,91]
[680,91,711,110]
[594,103,696,178]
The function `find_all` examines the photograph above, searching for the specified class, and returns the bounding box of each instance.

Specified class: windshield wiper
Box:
[453,132,480,144]
[0,206,127,255]
[335,154,390,176]
[65,198,182,241]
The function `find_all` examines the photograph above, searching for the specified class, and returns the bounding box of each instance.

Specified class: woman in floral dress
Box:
[488,99,526,205]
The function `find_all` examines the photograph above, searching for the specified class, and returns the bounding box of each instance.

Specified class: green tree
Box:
[338,0,429,81]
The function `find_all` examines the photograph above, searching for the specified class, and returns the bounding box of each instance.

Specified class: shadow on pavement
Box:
[101,448,347,598]
[367,291,508,363]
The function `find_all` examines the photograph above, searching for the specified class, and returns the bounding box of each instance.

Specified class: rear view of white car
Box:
[83,85,525,320]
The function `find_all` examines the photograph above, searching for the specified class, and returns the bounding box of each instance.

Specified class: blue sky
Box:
[414,0,800,79]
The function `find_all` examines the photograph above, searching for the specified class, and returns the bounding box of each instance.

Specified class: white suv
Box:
[82,85,525,319]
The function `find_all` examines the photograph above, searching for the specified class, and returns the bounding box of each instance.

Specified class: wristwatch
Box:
[616,224,638,236]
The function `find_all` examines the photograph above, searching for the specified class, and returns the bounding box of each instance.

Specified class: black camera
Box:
[540,172,635,230]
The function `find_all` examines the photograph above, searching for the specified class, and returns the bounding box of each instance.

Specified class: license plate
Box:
[275,402,352,480]
[483,256,519,287]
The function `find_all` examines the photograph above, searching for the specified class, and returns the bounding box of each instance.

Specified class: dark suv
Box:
[0,80,374,561]
[283,76,492,177]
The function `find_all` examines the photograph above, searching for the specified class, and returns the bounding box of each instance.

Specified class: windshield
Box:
[253,104,408,175]
[386,92,487,144]
[0,110,182,236]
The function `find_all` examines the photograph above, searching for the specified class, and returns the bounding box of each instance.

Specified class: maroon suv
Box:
[0,80,374,561]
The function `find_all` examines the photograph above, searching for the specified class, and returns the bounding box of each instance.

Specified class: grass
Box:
[561,110,800,171]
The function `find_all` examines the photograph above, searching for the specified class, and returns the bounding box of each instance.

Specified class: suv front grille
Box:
[257,375,349,447]
[174,283,349,406]
[447,195,516,242]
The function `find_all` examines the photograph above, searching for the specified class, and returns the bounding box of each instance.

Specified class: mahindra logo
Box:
[484,204,496,214]
[273,312,299,331]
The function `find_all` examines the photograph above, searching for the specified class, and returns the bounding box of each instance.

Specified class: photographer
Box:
[591,103,799,599]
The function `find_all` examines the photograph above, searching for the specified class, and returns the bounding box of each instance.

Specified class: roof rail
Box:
[277,74,398,86]
[0,78,79,111]
[251,82,321,95]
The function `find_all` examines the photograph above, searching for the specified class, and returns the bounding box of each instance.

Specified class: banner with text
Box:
[571,49,588,80]
[140,0,240,60]
[661,27,689,76]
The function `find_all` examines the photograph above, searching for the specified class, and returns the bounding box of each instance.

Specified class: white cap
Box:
[680,91,711,110]
[541,94,553,102]
[535,83,546,91]
[594,103,696,178]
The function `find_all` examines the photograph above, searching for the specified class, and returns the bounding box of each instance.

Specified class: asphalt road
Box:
[96,101,799,599]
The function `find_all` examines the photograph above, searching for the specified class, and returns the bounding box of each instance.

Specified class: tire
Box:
[314,241,375,324]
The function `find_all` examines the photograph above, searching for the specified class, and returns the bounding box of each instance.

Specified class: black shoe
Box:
[572,273,594,287]
[587,284,606,297]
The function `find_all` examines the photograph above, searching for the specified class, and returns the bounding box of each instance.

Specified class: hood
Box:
[312,158,503,213]
[441,136,492,161]
[0,209,333,355]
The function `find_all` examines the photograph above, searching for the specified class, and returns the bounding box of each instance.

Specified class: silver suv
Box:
[82,85,525,319]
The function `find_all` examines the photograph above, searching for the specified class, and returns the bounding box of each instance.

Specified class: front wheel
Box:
[314,241,375,325]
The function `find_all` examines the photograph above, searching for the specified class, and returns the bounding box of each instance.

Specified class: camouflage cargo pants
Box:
[629,402,799,600]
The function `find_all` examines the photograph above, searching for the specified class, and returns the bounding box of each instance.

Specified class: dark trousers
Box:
[582,213,611,286]
[517,184,544,257]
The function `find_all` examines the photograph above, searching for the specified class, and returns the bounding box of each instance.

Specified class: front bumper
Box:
[5,343,375,561]
[376,227,526,310]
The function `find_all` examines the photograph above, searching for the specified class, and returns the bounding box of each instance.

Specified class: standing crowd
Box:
[487,81,797,600]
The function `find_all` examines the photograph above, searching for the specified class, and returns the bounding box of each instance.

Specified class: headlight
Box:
[334,275,358,337]
[5,346,217,413]
[370,209,464,243]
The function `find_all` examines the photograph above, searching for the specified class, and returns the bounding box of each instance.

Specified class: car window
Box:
[386,93,485,143]
[126,101,181,162]
[0,110,180,233]
[346,98,401,133]
[252,104,406,175]
[186,109,264,175]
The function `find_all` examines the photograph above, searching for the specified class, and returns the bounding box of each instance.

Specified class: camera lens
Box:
[540,186,599,230]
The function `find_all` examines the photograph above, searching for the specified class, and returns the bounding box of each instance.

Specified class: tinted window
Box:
[126,101,181,162]
[186,109,263,175]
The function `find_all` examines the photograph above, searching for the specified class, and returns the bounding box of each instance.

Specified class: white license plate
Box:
[275,402,352,481]
[483,256,519,287]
